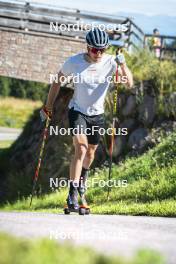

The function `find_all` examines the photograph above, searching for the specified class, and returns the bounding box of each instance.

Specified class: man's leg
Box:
[82,144,98,169]
[78,115,103,205]
[70,134,88,181]
[67,134,88,210]
[78,144,98,205]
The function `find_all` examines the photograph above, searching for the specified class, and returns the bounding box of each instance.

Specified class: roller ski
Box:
[64,197,90,215]
[64,197,79,214]
[79,194,90,215]
[64,183,90,215]
[64,168,91,215]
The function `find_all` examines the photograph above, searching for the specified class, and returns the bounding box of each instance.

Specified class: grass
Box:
[0,140,14,157]
[92,200,176,216]
[0,140,14,149]
[1,131,176,216]
[0,233,165,264]
[2,192,175,217]
[0,97,42,128]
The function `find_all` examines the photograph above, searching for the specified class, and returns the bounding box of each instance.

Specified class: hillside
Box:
[2,131,176,217]
[0,80,176,204]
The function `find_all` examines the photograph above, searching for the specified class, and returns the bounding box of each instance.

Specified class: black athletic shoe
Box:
[65,181,79,213]
[78,168,88,193]
[66,193,79,212]
[78,168,89,206]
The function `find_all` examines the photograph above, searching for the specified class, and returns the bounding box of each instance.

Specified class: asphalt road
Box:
[0,212,175,263]
[0,127,22,141]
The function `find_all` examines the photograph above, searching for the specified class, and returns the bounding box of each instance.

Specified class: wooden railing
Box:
[0,0,175,60]
[144,34,176,61]
[0,0,143,51]
[0,1,125,39]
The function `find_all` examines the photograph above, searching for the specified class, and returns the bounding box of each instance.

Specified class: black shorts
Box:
[68,107,105,145]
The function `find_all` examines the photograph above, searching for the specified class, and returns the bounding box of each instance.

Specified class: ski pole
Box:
[107,64,119,200]
[29,116,50,207]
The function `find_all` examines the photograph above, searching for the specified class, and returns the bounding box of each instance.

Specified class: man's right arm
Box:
[45,71,65,111]
[40,71,65,121]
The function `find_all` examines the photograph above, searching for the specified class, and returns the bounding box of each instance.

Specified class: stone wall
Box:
[0,29,85,83]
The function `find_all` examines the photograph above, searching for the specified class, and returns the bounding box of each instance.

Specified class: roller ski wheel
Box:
[64,206,70,215]
[79,205,90,215]
[85,207,90,215]
[64,204,79,214]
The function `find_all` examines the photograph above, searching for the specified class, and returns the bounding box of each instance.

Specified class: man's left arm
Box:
[120,63,133,88]
[115,52,133,88]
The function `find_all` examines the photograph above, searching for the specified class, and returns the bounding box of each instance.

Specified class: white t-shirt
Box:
[61,53,117,116]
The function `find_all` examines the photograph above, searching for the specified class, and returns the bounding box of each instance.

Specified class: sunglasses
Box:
[89,47,106,54]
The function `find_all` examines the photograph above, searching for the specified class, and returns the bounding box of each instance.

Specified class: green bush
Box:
[0,77,11,96]
[108,47,176,118]
[0,76,49,102]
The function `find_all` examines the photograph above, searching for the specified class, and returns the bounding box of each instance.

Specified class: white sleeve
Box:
[60,57,74,77]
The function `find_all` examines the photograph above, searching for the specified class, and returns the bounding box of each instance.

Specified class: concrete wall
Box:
[0,29,85,83]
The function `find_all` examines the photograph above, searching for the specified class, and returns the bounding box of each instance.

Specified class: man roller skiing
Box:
[40,27,133,214]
